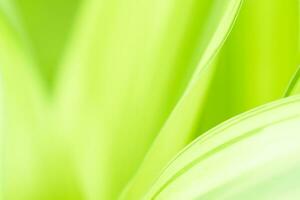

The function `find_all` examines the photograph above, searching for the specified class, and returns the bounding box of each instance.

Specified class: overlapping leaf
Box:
[0,0,300,199]
[285,66,300,96]
[196,0,299,134]
[143,95,300,199]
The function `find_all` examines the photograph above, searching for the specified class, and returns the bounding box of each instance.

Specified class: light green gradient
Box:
[0,0,300,199]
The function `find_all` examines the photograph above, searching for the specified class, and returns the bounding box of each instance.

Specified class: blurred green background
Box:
[0,0,299,199]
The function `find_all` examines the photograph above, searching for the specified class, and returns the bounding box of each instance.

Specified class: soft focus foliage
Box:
[0,0,300,199]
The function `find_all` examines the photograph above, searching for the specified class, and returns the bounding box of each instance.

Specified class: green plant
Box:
[0,0,300,199]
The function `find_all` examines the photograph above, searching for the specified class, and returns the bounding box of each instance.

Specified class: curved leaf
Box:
[120,0,243,199]
[195,0,299,135]
[53,0,243,198]
[284,66,300,97]
[144,95,300,199]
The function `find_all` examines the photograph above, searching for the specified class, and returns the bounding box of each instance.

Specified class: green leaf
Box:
[143,95,300,199]
[52,0,241,198]
[195,0,299,135]
[1,0,299,199]
[0,7,45,124]
[10,0,81,86]
[0,6,83,200]
[284,66,300,97]
[120,0,243,199]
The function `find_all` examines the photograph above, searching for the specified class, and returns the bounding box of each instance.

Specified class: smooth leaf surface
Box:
[120,0,243,199]
[0,0,300,199]
[11,0,81,86]
[285,66,300,96]
[195,0,299,135]
[143,95,300,199]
